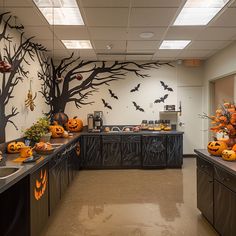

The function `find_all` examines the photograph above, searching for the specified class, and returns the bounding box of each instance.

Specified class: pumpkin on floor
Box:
[207,141,227,156]
[49,122,65,138]
[7,141,25,153]
[221,150,236,161]
[66,116,83,132]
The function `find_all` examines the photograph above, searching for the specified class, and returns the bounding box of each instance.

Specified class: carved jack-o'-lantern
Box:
[66,116,83,132]
[34,169,47,200]
[20,146,33,158]
[221,150,236,161]
[7,141,25,153]
[49,123,65,138]
[76,142,80,156]
[207,141,227,156]
[35,142,52,151]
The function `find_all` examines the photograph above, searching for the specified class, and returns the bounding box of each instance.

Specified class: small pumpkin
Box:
[222,150,236,161]
[49,123,65,138]
[35,142,52,151]
[7,141,25,153]
[207,141,227,156]
[66,116,83,132]
[20,146,33,158]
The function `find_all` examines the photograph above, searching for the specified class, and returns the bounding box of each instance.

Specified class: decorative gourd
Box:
[221,150,236,161]
[49,123,65,138]
[66,116,83,132]
[52,111,68,126]
[207,141,227,156]
[7,141,25,153]
[34,169,47,200]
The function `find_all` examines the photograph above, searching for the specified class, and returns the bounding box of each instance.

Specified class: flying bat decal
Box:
[102,99,112,110]
[160,81,173,92]
[154,94,168,103]
[130,83,140,92]
[108,89,118,100]
[132,101,145,112]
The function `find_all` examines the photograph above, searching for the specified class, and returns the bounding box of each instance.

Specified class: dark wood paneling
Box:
[166,135,183,167]
[60,157,68,197]
[142,135,166,168]
[102,136,121,167]
[30,165,49,236]
[197,168,213,224]
[83,136,102,168]
[214,180,236,236]
[122,135,141,167]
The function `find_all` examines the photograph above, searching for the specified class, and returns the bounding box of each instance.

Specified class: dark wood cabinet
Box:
[142,135,167,168]
[102,135,122,167]
[30,164,49,236]
[121,135,141,167]
[82,135,102,168]
[167,135,183,167]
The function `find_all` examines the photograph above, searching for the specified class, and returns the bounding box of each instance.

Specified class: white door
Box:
[177,87,204,154]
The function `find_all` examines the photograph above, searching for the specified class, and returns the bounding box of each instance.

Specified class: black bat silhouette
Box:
[102,99,112,110]
[108,89,118,100]
[132,101,145,112]
[130,83,140,92]
[160,81,173,92]
[154,94,169,103]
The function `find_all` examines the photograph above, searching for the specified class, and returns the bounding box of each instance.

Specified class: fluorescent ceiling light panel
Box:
[174,0,230,26]
[159,40,191,49]
[62,40,92,49]
[33,0,84,25]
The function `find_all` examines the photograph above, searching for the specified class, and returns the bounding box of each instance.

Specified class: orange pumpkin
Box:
[34,169,47,200]
[7,141,25,153]
[20,146,33,158]
[66,116,83,132]
[221,150,236,161]
[207,141,227,156]
[35,142,52,151]
[232,144,236,152]
[49,123,64,138]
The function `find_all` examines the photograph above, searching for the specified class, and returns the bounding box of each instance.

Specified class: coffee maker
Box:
[94,111,103,131]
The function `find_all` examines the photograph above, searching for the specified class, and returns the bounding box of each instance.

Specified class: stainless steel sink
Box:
[0,166,22,179]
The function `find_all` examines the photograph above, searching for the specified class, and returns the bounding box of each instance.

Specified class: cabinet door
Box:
[30,165,49,236]
[83,136,102,168]
[214,180,236,236]
[60,156,68,197]
[122,135,141,167]
[102,136,121,167]
[142,135,166,168]
[197,168,213,224]
[167,135,183,168]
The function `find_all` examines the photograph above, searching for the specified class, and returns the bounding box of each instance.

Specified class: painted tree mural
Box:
[38,53,172,115]
[0,12,46,142]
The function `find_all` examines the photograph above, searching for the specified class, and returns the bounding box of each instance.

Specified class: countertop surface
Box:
[194,149,236,175]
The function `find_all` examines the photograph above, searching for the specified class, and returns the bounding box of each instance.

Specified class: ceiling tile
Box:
[165,26,204,40]
[129,8,179,27]
[125,54,153,60]
[88,27,127,40]
[153,50,182,58]
[131,0,182,7]
[76,49,97,59]
[36,39,65,51]
[24,26,52,40]
[93,40,126,50]
[127,27,167,40]
[79,0,130,7]
[127,40,159,50]
[51,49,71,59]
[0,0,33,7]
[195,27,236,40]
[54,26,89,40]
[211,8,236,27]
[84,8,129,27]
[97,55,126,61]
[179,50,214,58]
[188,40,232,50]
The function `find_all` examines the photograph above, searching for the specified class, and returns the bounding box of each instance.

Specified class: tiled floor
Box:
[41,158,218,236]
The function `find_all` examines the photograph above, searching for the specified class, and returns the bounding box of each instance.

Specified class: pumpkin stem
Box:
[73,116,77,119]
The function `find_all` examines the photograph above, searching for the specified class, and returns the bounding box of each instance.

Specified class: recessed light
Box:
[173,0,230,26]
[33,0,84,25]
[159,40,191,49]
[62,40,92,49]
[139,32,154,39]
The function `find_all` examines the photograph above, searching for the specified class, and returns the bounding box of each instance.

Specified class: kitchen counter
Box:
[81,130,183,135]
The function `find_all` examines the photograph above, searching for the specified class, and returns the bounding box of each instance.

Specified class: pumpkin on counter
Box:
[66,116,83,132]
[35,142,52,151]
[221,150,236,161]
[52,111,68,126]
[7,141,25,153]
[207,141,227,156]
[49,122,65,138]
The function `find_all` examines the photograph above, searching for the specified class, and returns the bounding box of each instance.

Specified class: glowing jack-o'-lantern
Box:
[20,146,33,158]
[7,141,25,153]
[76,142,80,156]
[222,150,236,161]
[34,169,47,200]
[49,123,65,138]
[66,116,83,132]
[207,141,227,156]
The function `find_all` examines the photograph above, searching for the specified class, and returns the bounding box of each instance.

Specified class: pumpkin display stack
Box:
[49,122,65,138]
[66,116,83,132]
